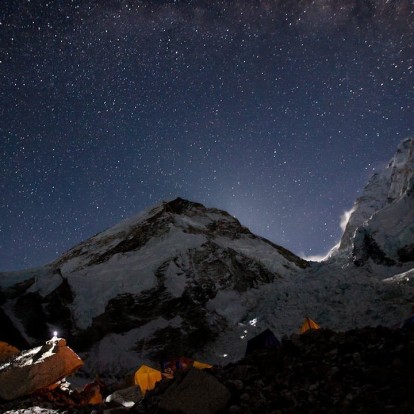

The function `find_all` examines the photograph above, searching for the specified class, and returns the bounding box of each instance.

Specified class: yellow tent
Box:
[193,360,213,370]
[300,317,320,334]
[0,341,20,364]
[134,365,162,395]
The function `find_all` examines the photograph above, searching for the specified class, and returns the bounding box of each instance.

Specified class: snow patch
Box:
[383,268,414,285]
[206,291,247,325]
[27,272,62,297]
[68,229,206,329]
[340,207,356,232]
[164,261,187,298]
[81,316,182,377]
[213,235,298,274]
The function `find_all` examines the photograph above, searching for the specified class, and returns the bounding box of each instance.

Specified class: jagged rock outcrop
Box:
[339,137,414,267]
[352,229,396,267]
[105,385,142,408]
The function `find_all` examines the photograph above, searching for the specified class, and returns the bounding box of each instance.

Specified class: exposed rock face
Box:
[352,229,396,267]
[398,244,414,263]
[0,337,83,401]
[105,385,142,408]
[339,137,414,266]
[0,306,30,351]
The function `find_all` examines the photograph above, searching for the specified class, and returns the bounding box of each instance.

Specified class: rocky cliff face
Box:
[339,137,414,267]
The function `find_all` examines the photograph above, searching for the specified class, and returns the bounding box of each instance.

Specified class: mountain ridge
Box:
[0,197,310,376]
[1,138,414,379]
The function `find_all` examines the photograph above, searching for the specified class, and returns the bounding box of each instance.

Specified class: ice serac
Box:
[339,137,414,266]
[0,198,308,376]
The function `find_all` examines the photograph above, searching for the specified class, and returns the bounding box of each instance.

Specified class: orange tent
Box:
[134,365,162,395]
[193,360,213,370]
[300,317,320,334]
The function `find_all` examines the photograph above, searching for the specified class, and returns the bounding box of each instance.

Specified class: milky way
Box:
[1,0,414,270]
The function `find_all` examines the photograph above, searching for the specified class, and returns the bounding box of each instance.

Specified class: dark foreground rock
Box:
[145,325,414,414]
[158,368,231,414]
[0,338,83,401]
[1,326,414,413]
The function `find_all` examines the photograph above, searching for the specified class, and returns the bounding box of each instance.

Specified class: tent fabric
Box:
[161,357,193,375]
[193,360,213,370]
[134,365,162,395]
[300,317,320,334]
[161,357,212,376]
[245,329,281,356]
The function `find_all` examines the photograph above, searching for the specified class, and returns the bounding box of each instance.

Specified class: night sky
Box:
[1,1,414,271]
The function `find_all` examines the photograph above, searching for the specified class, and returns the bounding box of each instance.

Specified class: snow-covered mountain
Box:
[1,139,414,379]
[338,137,414,267]
[0,198,308,376]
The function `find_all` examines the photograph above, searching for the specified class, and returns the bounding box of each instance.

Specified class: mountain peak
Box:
[161,197,206,214]
[0,196,311,373]
[54,196,307,275]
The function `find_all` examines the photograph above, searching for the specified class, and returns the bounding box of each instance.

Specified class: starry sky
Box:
[1,0,414,271]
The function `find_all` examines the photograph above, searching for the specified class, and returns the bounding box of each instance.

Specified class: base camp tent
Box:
[245,329,281,356]
[192,360,213,370]
[300,317,320,334]
[134,365,162,395]
[161,357,212,375]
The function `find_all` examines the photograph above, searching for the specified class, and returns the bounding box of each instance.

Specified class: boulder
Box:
[105,385,142,407]
[0,341,20,364]
[0,337,83,400]
[159,368,231,414]
[79,381,103,405]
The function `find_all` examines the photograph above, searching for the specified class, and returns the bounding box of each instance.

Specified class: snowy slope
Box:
[49,198,307,330]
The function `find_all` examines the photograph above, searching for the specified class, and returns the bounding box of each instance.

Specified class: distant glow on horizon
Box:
[301,252,330,262]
